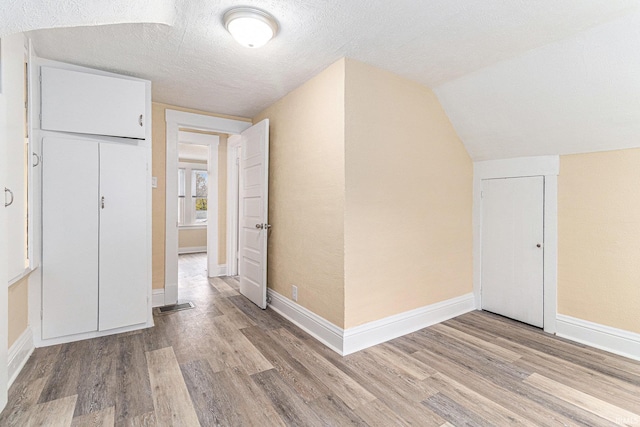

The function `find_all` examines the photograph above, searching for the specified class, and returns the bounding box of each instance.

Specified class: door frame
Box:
[176,130,219,277]
[473,155,559,333]
[164,109,251,305]
[226,135,241,276]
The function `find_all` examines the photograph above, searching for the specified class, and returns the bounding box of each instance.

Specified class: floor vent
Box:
[157,301,195,314]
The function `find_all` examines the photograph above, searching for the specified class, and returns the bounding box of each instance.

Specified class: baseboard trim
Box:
[556,314,640,362]
[178,246,207,255]
[267,289,344,354]
[8,327,34,387]
[267,290,475,356]
[209,264,227,277]
[343,293,476,355]
[152,289,165,308]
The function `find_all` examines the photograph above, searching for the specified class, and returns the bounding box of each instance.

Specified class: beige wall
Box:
[151,103,249,290]
[178,228,207,250]
[343,59,473,328]
[254,59,346,327]
[8,277,28,348]
[559,148,640,334]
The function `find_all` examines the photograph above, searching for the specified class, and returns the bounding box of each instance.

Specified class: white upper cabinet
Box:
[41,66,146,139]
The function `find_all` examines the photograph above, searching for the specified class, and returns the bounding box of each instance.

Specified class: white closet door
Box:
[42,137,99,339]
[99,142,148,331]
[481,176,545,327]
[41,67,146,139]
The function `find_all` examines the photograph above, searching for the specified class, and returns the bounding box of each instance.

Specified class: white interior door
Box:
[239,120,269,309]
[0,80,10,410]
[42,137,100,338]
[481,176,544,327]
[99,142,148,330]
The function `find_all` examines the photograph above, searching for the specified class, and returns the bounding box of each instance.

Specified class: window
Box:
[178,163,208,226]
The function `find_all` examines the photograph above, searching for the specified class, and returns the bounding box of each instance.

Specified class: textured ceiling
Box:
[21,0,639,120]
[435,8,640,160]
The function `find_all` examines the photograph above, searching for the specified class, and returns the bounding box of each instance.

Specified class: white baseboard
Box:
[178,246,207,254]
[8,327,34,387]
[267,289,475,356]
[556,314,640,362]
[152,289,165,307]
[209,264,227,277]
[343,293,476,355]
[267,289,344,354]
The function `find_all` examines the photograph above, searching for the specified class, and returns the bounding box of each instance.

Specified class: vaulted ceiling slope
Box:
[20,0,638,124]
[435,7,640,160]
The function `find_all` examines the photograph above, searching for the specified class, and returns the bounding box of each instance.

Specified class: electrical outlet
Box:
[292,285,298,302]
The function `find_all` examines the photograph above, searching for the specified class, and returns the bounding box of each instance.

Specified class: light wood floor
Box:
[2,253,639,426]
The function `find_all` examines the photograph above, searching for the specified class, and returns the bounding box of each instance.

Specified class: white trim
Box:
[343,293,475,355]
[267,289,475,356]
[556,315,640,362]
[267,289,344,354]
[34,321,150,348]
[152,289,165,308]
[8,327,34,387]
[164,110,250,305]
[226,135,241,277]
[473,155,559,333]
[209,264,228,277]
[178,246,207,255]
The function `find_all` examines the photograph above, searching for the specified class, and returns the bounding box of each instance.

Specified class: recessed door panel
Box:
[481,176,544,327]
[42,137,99,338]
[99,142,148,331]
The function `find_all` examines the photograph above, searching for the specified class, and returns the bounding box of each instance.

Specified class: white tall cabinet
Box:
[39,63,151,342]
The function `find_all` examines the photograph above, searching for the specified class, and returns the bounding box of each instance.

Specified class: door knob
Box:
[255,223,264,229]
[536,243,542,248]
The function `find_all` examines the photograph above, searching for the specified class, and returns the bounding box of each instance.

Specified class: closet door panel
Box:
[42,137,99,339]
[41,67,146,139]
[99,142,148,331]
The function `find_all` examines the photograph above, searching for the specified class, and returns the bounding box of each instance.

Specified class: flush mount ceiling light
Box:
[223,7,278,48]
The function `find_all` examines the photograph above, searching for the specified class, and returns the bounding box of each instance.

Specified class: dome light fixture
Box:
[223,7,278,48]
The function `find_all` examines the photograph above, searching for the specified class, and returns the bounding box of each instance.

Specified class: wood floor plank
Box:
[242,326,332,402]
[119,411,157,427]
[212,315,274,374]
[115,334,155,424]
[423,392,492,427]
[0,377,47,426]
[251,369,323,426]
[365,342,436,380]
[270,327,377,410]
[146,347,200,426]
[307,394,369,426]
[23,395,77,427]
[430,322,523,362]
[73,335,118,417]
[524,373,640,426]
[38,339,92,404]
[180,359,228,426]
[424,373,532,426]
[227,294,287,330]
[353,399,410,427]
[209,277,239,297]
[71,406,115,427]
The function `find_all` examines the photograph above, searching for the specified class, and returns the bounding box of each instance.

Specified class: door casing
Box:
[473,156,559,334]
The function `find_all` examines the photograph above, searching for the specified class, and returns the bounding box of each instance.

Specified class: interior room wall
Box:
[559,148,640,334]
[253,59,347,327]
[151,103,249,290]
[343,59,473,328]
[178,229,207,251]
[8,278,28,348]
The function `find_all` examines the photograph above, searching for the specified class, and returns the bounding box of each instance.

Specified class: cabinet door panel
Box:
[41,67,146,139]
[99,142,148,331]
[42,137,99,339]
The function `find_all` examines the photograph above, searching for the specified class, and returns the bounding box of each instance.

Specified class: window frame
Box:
[178,161,208,228]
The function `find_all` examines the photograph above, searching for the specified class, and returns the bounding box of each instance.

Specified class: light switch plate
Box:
[151,177,158,188]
